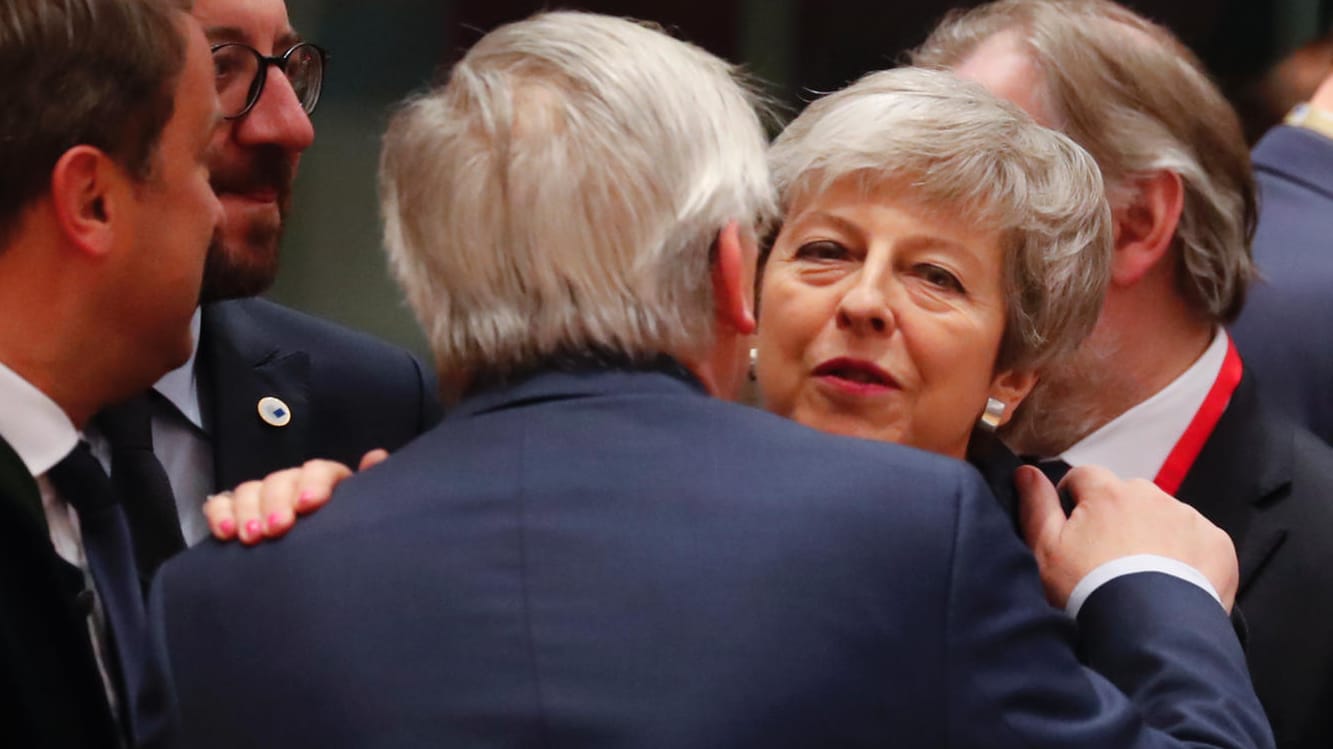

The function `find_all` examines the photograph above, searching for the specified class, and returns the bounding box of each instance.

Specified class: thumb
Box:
[1016,465,1065,551]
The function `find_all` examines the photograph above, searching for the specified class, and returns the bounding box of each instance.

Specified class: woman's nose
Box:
[836,274,896,336]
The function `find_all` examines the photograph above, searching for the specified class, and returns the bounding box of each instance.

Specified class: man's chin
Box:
[199,235,281,303]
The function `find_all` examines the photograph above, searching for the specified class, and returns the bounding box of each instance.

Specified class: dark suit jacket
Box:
[200,297,443,491]
[148,364,1272,749]
[1230,125,1333,445]
[1175,369,1333,749]
[0,436,120,748]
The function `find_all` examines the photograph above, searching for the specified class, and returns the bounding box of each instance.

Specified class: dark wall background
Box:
[272,0,1333,356]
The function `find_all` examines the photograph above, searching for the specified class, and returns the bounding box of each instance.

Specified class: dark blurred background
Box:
[275,0,1333,355]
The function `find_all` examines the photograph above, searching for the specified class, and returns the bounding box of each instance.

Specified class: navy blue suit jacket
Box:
[149,365,1272,748]
[199,297,443,492]
[1231,125,1333,445]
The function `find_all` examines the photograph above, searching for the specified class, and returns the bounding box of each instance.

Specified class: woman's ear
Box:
[987,368,1039,428]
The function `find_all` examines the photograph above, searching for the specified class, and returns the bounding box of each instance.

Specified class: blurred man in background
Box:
[1230,66,1333,447]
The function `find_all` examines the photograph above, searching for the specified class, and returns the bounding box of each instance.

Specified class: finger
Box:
[258,468,303,538]
[357,448,389,472]
[1055,464,1118,508]
[1016,465,1066,552]
[232,480,265,545]
[293,459,354,515]
[202,491,237,541]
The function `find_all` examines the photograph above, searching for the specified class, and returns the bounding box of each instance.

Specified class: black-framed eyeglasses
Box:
[210,41,327,120]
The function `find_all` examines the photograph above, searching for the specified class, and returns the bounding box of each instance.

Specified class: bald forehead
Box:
[952,31,1056,128]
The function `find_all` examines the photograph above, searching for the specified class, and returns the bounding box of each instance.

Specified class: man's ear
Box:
[712,219,757,336]
[1110,169,1183,286]
[988,368,1039,428]
[49,145,123,259]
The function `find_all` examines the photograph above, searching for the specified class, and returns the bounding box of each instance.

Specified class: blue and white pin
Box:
[257,396,292,427]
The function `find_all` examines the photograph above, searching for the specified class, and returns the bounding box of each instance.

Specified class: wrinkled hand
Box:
[1016,464,1238,612]
[203,448,387,544]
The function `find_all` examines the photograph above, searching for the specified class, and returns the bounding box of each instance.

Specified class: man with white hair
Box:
[147,11,1270,748]
[915,2,1333,745]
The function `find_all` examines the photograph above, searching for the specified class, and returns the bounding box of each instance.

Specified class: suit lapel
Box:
[1175,370,1289,595]
[199,301,312,492]
[0,433,43,530]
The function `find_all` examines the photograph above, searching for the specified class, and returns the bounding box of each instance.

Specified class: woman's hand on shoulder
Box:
[204,448,388,544]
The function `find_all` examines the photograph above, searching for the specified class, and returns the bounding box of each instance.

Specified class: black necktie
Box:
[97,395,184,582]
[46,441,150,743]
[1030,457,1073,488]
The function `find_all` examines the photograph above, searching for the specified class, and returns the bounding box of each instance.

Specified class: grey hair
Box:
[914,0,1257,324]
[380,11,776,393]
[766,67,1112,373]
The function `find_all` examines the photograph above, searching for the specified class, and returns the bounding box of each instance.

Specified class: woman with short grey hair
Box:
[753,67,1112,498]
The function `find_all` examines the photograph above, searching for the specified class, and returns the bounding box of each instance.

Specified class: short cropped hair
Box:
[0,0,192,248]
[914,0,1257,324]
[766,67,1112,373]
[380,11,776,390]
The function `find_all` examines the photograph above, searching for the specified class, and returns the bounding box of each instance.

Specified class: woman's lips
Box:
[812,357,899,395]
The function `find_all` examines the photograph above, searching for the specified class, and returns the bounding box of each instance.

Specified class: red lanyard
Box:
[1152,336,1243,495]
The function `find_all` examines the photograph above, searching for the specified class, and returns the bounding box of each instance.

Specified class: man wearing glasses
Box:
[110,0,441,576]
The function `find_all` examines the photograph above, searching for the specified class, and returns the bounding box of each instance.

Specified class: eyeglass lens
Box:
[212,43,324,118]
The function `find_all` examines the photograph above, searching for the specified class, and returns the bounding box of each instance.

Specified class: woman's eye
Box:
[916,264,965,293]
[793,241,848,261]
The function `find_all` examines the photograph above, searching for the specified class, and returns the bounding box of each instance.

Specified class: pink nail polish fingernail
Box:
[267,512,285,530]
[296,490,315,508]
[218,519,236,536]
[244,519,261,539]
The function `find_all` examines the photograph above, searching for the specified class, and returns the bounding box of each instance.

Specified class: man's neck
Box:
[1006,282,1215,457]
[0,318,98,429]
[1095,308,1214,424]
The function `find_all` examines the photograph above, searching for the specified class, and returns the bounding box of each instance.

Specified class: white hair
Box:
[766,67,1112,372]
[379,11,776,393]
[914,0,1257,324]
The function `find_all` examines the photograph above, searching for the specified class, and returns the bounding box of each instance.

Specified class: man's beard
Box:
[199,217,283,303]
[1001,330,1134,457]
[199,147,294,303]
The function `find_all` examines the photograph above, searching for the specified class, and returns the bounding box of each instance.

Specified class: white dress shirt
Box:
[1062,329,1229,481]
[149,309,214,545]
[1055,329,1231,616]
[82,310,214,546]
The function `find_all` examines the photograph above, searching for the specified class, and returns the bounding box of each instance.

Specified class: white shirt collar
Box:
[1062,329,1229,480]
[0,359,79,477]
[151,307,205,431]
